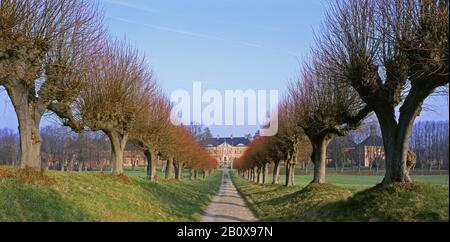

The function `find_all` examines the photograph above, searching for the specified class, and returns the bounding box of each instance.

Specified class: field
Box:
[273,174,448,192]
[0,166,220,222]
[233,172,449,222]
[121,166,194,179]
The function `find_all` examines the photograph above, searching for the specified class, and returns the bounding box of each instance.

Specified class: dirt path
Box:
[201,169,257,222]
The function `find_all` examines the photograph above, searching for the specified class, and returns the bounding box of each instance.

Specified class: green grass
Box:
[233,172,449,222]
[122,166,192,179]
[269,174,448,192]
[0,166,220,222]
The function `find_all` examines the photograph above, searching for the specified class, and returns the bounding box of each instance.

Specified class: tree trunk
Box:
[165,157,174,179]
[375,79,442,185]
[106,131,127,174]
[175,162,184,180]
[6,85,44,170]
[174,162,179,178]
[145,149,158,181]
[272,160,281,185]
[151,151,158,181]
[68,157,74,172]
[262,163,269,184]
[285,161,291,186]
[256,167,261,184]
[285,141,299,187]
[258,166,264,184]
[311,135,332,184]
[285,160,296,187]
[189,169,195,180]
[290,162,296,186]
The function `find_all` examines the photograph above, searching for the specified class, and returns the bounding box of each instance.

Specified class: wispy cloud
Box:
[110,17,297,57]
[101,0,289,33]
[102,0,161,14]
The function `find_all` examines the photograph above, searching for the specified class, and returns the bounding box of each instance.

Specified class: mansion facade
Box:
[327,130,386,168]
[203,136,251,169]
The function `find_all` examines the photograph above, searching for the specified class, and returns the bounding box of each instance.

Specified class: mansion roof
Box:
[358,134,384,147]
[203,137,250,147]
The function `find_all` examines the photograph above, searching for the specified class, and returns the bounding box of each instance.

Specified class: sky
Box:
[0,0,448,137]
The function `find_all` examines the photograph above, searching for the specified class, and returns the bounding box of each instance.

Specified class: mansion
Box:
[203,135,251,169]
[327,128,386,168]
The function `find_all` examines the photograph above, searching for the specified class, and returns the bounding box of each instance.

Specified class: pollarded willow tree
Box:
[164,125,217,181]
[158,125,179,180]
[288,56,371,184]
[321,0,448,184]
[0,0,104,169]
[135,93,172,181]
[234,101,312,187]
[77,40,157,174]
[244,136,271,184]
[170,125,195,180]
[278,99,311,187]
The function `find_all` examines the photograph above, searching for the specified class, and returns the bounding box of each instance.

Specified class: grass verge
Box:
[231,172,449,222]
[0,166,221,222]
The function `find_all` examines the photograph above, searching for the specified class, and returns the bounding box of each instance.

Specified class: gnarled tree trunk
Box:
[285,159,296,187]
[6,85,44,169]
[272,160,281,184]
[145,149,158,181]
[175,161,184,180]
[311,135,333,184]
[375,82,434,185]
[262,163,269,184]
[374,84,430,185]
[106,131,127,174]
[256,167,261,184]
[165,157,174,179]
[253,169,256,182]
[189,169,195,180]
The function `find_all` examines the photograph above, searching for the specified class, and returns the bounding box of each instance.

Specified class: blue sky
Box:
[0,0,448,137]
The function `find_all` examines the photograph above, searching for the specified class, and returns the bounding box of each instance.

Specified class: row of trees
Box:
[235,0,448,186]
[1,126,112,169]
[0,128,18,165]
[313,120,449,172]
[0,0,217,178]
[410,121,449,170]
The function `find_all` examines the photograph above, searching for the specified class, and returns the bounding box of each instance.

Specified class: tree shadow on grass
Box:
[260,183,353,222]
[318,183,449,222]
[260,182,448,222]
